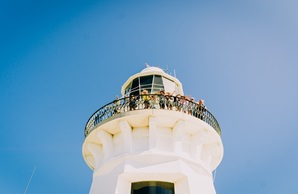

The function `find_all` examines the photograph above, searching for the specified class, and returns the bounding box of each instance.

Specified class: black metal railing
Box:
[84,94,221,137]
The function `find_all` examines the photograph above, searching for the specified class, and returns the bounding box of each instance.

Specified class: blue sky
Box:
[1,0,298,193]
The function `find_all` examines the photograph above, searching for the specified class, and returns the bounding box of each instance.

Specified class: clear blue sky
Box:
[1,0,298,193]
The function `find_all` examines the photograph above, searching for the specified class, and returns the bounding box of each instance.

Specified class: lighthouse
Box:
[82,66,223,194]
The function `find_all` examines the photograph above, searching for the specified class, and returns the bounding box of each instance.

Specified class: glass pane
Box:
[153,75,163,85]
[152,75,164,94]
[124,82,132,96]
[131,78,140,96]
[140,75,153,86]
[152,85,164,94]
[131,181,175,194]
[140,75,153,93]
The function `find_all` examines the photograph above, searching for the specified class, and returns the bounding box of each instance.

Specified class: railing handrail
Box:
[84,94,221,137]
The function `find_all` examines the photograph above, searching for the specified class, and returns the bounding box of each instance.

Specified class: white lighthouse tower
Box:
[82,66,223,194]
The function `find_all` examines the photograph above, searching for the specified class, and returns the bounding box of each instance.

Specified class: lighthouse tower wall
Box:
[83,110,223,194]
[82,66,223,194]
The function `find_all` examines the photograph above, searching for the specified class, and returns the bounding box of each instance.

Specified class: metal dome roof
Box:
[140,66,164,73]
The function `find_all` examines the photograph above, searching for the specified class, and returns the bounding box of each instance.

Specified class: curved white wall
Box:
[83,110,223,194]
